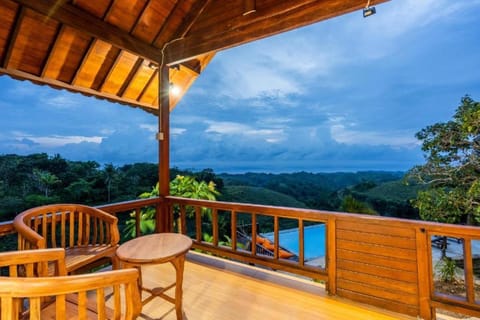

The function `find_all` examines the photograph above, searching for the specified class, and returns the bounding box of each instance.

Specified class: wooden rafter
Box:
[40,24,64,78]
[1,5,24,69]
[0,66,157,113]
[10,0,164,63]
[164,0,387,64]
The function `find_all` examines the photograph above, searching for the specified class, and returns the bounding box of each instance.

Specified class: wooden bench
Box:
[0,248,141,319]
[13,204,120,274]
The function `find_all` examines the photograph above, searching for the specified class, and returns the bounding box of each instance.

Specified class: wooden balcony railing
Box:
[1,197,479,320]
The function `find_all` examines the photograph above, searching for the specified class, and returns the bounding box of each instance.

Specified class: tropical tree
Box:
[102,163,119,202]
[32,169,61,198]
[406,95,480,225]
[123,175,220,238]
[339,195,378,215]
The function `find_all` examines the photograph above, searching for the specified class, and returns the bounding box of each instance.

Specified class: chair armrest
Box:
[0,268,141,319]
[13,214,46,249]
[0,248,67,276]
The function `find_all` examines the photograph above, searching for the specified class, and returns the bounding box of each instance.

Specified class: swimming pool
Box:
[263,224,326,260]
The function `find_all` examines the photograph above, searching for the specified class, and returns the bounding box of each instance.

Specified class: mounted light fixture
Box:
[363,0,376,18]
[169,82,180,96]
[147,62,158,70]
[243,0,256,16]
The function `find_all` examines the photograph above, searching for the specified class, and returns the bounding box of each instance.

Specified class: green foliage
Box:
[339,195,378,215]
[123,175,220,239]
[407,96,480,225]
[32,168,61,197]
[435,256,457,283]
[350,180,423,219]
[219,186,307,208]
[0,154,162,220]
[0,152,419,223]
[414,189,465,224]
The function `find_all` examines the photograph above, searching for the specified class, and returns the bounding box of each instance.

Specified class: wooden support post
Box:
[157,65,171,233]
[327,217,336,294]
[416,228,435,320]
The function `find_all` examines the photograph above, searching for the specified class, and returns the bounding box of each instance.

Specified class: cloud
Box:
[139,124,157,132]
[171,128,187,136]
[41,93,81,109]
[204,121,285,143]
[13,133,103,148]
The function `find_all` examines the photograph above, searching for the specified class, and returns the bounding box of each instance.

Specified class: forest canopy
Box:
[0,153,419,222]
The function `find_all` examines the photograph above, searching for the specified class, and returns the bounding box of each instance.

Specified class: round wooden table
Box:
[116,233,192,320]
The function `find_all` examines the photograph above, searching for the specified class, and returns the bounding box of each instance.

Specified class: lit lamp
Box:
[363,0,376,17]
[169,83,180,96]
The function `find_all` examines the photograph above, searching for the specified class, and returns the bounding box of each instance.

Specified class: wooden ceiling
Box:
[0,0,388,114]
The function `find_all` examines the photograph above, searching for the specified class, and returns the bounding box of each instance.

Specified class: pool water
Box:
[263,224,326,260]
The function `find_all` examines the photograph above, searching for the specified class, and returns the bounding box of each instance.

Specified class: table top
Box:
[116,233,192,264]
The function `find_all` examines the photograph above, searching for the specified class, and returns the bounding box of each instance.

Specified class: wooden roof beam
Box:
[0,67,157,114]
[153,0,212,48]
[10,0,164,64]
[1,5,24,69]
[164,0,389,65]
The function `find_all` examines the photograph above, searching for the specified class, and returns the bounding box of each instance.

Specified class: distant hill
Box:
[219,186,308,208]
[218,171,406,212]
[219,171,404,190]
[345,180,424,219]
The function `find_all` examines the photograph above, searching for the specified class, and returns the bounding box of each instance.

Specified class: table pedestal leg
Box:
[170,254,186,320]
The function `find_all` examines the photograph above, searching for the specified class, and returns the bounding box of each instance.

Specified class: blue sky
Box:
[1,0,480,173]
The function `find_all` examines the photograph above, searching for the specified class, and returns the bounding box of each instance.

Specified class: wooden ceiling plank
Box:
[95,0,137,91]
[129,0,151,35]
[11,0,164,63]
[117,57,144,98]
[188,0,318,39]
[40,24,64,77]
[0,67,157,113]
[98,49,123,92]
[137,68,158,102]
[71,37,96,86]
[100,0,118,20]
[153,0,211,48]
[1,5,24,69]
[91,45,121,90]
[179,60,201,76]
[164,0,388,64]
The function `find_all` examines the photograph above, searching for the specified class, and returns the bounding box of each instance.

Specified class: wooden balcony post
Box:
[416,227,434,320]
[157,65,172,233]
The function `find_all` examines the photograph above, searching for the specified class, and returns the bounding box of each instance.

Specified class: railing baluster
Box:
[299,219,304,266]
[231,210,237,251]
[195,206,202,242]
[212,208,218,246]
[251,213,257,256]
[180,205,187,235]
[134,208,141,238]
[273,216,279,259]
[463,238,475,303]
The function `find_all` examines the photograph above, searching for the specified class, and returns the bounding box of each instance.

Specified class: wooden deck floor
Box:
[124,252,416,320]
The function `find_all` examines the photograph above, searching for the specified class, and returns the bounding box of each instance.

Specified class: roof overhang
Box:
[0,0,389,114]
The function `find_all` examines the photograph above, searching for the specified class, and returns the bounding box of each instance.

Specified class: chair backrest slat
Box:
[0,249,140,319]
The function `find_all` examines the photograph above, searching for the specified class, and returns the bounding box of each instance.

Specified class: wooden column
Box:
[157,65,171,233]
[416,228,434,320]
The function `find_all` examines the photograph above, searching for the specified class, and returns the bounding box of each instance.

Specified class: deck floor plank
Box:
[130,253,414,320]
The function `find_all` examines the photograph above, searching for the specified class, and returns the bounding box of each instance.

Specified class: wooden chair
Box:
[13,204,120,274]
[0,248,141,319]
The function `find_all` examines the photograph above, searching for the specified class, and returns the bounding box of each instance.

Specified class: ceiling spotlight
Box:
[363,0,376,18]
[147,62,158,70]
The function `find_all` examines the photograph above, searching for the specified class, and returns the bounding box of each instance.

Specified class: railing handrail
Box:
[1,196,479,320]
